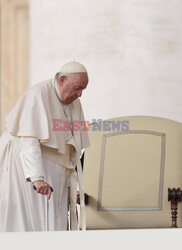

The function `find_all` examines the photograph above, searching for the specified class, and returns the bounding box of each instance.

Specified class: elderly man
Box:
[0,61,90,232]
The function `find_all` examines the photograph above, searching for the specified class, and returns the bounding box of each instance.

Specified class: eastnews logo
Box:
[52,119,129,131]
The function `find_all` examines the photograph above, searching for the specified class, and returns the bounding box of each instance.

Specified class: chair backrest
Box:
[83,116,182,229]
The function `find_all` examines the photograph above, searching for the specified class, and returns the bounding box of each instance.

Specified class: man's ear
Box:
[58,75,66,87]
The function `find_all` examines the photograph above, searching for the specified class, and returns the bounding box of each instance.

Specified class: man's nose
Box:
[77,90,82,97]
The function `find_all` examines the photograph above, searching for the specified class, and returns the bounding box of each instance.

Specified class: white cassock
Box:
[0,76,90,232]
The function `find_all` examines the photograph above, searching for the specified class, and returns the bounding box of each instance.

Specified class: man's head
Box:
[56,61,89,105]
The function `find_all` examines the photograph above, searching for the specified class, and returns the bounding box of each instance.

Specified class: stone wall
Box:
[30,0,182,123]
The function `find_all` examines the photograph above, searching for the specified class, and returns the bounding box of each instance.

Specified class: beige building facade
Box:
[0,0,29,133]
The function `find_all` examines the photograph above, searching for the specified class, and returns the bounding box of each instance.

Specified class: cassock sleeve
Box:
[19,137,45,182]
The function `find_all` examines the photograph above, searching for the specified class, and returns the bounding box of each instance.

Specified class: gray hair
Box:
[55,71,87,82]
[55,72,65,82]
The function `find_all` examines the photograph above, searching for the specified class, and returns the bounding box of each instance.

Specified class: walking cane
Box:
[33,184,53,231]
[46,198,49,231]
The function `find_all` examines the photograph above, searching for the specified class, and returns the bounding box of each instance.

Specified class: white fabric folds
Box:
[0,131,68,231]
[5,78,90,154]
[19,137,44,182]
[0,77,90,231]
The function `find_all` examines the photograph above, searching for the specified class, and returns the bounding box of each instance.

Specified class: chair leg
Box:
[171,200,178,228]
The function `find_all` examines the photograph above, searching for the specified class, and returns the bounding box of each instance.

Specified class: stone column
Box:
[0,0,29,133]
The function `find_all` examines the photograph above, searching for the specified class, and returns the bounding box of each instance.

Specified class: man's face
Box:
[58,73,88,105]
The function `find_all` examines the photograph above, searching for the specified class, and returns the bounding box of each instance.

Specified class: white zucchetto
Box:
[60,61,87,73]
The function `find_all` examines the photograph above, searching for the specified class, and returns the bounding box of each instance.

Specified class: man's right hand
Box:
[33,180,52,200]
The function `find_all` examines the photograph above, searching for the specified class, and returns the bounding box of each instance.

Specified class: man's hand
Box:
[33,180,52,200]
